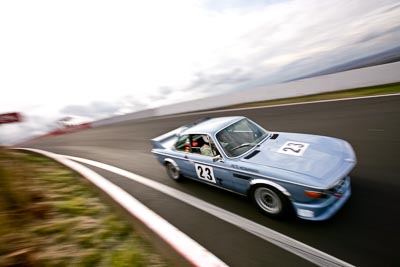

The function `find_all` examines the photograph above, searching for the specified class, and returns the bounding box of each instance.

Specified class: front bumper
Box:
[293,176,351,221]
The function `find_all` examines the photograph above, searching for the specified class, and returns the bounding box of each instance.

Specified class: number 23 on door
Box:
[195,163,216,183]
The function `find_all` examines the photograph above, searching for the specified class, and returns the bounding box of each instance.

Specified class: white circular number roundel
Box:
[195,163,216,184]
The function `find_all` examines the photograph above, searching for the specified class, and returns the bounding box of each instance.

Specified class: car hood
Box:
[240,132,356,185]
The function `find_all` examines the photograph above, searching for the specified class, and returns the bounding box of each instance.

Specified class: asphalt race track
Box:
[23,94,400,266]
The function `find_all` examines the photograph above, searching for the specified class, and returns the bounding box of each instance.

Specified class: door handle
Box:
[184,155,194,163]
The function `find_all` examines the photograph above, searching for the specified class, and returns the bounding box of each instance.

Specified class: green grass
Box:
[224,82,400,109]
[0,149,171,267]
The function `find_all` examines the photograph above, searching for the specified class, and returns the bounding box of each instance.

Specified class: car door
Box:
[172,134,197,177]
[185,134,237,191]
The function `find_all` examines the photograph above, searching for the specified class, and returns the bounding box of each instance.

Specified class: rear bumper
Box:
[293,176,351,221]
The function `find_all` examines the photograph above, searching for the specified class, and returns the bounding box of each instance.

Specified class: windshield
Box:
[216,118,269,157]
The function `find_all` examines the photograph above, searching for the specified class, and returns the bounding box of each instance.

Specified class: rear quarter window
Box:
[175,135,189,151]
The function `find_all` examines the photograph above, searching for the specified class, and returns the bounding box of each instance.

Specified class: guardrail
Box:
[93,61,400,127]
[153,61,400,116]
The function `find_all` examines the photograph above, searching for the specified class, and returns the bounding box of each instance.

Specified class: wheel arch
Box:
[249,179,296,218]
[248,179,291,198]
[164,158,180,172]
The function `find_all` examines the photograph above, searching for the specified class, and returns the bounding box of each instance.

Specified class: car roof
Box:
[182,116,245,136]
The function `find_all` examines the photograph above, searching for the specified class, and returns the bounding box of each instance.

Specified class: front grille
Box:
[327,176,348,195]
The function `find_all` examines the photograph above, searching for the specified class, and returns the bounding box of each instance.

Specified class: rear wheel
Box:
[251,186,290,218]
[166,162,183,182]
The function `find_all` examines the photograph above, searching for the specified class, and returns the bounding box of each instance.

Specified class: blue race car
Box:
[151,116,356,221]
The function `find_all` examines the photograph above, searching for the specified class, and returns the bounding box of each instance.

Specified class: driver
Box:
[200,135,214,156]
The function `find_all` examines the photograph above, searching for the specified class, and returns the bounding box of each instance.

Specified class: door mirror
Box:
[213,155,224,163]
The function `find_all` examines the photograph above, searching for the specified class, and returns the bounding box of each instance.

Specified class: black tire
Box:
[166,162,183,182]
[251,186,290,219]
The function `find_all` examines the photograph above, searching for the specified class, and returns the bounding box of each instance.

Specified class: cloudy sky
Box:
[1,0,399,144]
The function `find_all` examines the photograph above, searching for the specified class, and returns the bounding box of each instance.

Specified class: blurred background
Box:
[1,0,399,145]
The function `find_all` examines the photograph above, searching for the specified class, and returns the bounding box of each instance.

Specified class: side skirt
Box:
[183,175,248,197]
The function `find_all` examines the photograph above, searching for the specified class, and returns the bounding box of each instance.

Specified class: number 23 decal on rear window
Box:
[277,141,310,156]
[195,163,216,183]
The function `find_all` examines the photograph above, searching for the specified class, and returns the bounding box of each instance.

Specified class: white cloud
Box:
[1,0,399,144]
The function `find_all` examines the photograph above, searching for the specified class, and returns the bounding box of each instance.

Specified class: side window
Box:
[190,134,204,154]
[190,134,220,157]
[175,135,190,152]
[209,138,221,157]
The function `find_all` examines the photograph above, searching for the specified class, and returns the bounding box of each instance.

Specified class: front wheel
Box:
[251,186,290,218]
[166,162,183,182]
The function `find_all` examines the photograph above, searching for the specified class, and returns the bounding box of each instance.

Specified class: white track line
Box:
[218,92,400,112]
[57,153,354,267]
[157,92,400,119]
[19,148,228,267]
